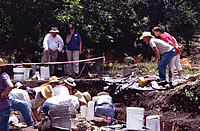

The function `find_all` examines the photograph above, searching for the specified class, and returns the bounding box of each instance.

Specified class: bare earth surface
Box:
[10,75,200,131]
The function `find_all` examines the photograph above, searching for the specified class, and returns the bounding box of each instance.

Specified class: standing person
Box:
[140,32,175,82]
[65,24,82,78]
[152,27,184,83]
[43,27,64,75]
[0,58,14,131]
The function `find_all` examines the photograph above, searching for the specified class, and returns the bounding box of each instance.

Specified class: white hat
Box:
[49,27,59,33]
[64,77,76,86]
[140,32,155,40]
[15,82,23,89]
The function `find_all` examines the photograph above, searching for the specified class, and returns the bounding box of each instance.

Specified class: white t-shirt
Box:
[45,95,79,115]
[10,89,31,109]
[53,85,70,96]
[149,38,174,54]
[43,33,64,51]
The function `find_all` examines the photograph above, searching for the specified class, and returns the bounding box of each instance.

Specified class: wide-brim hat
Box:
[97,92,109,96]
[15,82,23,89]
[49,27,59,33]
[64,77,76,86]
[41,84,54,99]
[139,32,155,40]
[74,91,91,106]
[0,58,5,66]
[48,76,59,83]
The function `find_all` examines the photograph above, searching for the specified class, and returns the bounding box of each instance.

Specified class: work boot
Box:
[157,80,168,86]
[169,82,173,88]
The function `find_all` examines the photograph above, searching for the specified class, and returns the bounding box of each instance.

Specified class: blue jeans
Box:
[42,102,54,116]
[158,48,176,80]
[9,94,34,126]
[95,106,115,125]
[0,106,11,131]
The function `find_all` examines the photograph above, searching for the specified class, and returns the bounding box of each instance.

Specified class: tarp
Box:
[102,75,166,94]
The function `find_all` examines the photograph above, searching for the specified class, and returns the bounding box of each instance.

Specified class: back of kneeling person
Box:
[92,92,114,125]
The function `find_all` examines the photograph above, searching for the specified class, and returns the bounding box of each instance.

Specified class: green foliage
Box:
[124,53,134,65]
[0,0,200,62]
[183,89,198,101]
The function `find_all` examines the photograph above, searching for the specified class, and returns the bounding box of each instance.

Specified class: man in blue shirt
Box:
[65,24,82,78]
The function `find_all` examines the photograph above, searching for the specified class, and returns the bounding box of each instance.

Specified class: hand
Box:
[79,50,82,55]
[178,45,183,49]
[70,31,74,35]
[157,59,161,64]
[44,49,49,52]
[1,92,8,99]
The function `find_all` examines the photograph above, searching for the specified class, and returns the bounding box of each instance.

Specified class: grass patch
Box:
[105,61,199,77]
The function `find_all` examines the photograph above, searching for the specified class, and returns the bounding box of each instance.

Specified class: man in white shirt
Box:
[48,76,70,96]
[140,32,175,82]
[9,87,37,126]
[42,95,79,116]
[43,27,64,75]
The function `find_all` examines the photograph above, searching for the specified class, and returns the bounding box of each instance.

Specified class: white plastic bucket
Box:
[13,68,25,81]
[126,107,144,130]
[13,68,31,81]
[24,68,31,80]
[146,115,160,131]
[40,66,50,80]
[87,101,95,120]
[80,106,87,118]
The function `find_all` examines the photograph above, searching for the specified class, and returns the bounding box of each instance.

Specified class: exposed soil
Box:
[9,75,200,131]
[74,75,200,131]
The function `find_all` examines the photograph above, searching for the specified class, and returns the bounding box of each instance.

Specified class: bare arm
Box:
[66,30,75,44]
[1,84,13,99]
[152,47,161,64]
[79,42,82,55]
[30,110,38,122]
[66,34,73,44]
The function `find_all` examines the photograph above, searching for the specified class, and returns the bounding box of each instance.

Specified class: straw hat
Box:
[48,76,59,83]
[74,91,91,106]
[64,77,76,87]
[15,82,23,89]
[97,92,109,96]
[139,32,155,40]
[0,58,5,66]
[49,27,59,33]
[41,84,54,99]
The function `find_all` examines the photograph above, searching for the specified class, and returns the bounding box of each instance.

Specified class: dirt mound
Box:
[111,76,200,130]
[73,75,199,130]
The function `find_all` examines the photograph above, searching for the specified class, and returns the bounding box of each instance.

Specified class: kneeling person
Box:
[92,92,115,125]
